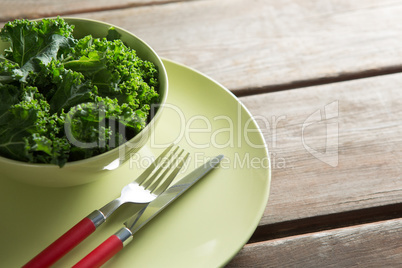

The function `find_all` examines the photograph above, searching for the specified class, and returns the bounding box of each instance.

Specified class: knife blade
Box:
[73,154,224,268]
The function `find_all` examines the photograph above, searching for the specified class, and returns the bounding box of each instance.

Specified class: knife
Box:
[73,154,224,268]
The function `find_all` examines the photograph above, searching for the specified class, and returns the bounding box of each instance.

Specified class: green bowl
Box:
[0,18,168,187]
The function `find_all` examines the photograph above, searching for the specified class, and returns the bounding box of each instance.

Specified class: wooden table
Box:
[2,0,402,267]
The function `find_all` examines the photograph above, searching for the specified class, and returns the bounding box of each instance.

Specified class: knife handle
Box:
[23,210,105,268]
[73,227,133,268]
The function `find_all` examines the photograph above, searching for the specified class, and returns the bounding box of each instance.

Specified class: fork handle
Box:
[23,210,105,268]
[73,227,133,268]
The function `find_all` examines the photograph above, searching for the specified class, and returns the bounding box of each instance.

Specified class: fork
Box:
[24,144,189,268]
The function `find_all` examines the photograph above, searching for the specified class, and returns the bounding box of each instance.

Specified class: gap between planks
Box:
[0,0,196,23]
[227,217,402,267]
[248,202,402,244]
[235,64,402,97]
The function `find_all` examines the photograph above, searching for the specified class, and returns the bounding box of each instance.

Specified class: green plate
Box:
[0,59,271,267]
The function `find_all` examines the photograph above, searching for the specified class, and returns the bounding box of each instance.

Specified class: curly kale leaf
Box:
[63,96,149,160]
[0,57,22,83]
[0,86,70,165]
[89,38,159,107]
[0,83,19,113]
[0,17,74,65]
[0,101,39,161]
[0,18,159,167]
[46,61,97,113]
[94,96,149,134]
[24,133,70,166]
[63,48,120,95]
[106,27,121,41]
[63,36,159,142]
[0,87,49,161]
[0,17,76,82]
[64,102,114,160]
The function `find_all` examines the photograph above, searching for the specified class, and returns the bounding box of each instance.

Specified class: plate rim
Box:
[161,58,272,266]
[0,58,272,267]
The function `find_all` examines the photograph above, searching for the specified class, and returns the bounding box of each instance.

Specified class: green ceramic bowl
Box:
[0,18,168,187]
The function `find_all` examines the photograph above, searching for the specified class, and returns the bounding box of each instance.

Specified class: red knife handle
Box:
[23,210,105,268]
[73,227,133,268]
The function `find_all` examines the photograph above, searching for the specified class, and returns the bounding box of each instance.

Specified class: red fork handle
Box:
[73,227,133,268]
[23,210,105,268]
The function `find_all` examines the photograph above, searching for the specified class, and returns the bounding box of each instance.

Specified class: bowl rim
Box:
[0,17,168,168]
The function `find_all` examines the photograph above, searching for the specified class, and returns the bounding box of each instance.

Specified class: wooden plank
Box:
[1,0,402,234]
[3,0,402,94]
[226,218,402,267]
[32,0,402,94]
[0,0,194,22]
[249,203,402,243]
[237,72,402,228]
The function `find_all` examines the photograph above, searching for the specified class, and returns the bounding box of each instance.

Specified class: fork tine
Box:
[135,144,175,185]
[141,146,179,189]
[152,151,190,196]
[147,148,185,192]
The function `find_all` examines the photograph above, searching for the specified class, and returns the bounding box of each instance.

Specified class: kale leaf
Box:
[0,17,159,167]
[0,17,76,82]
[48,63,97,113]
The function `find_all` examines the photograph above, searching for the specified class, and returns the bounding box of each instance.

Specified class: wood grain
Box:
[227,218,402,267]
[1,1,402,265]
[0,0,193,22]
[0,0,402,267]
[54,0,402,94]
[0,0,401,233]
[2,0,402,94]
[238,72,402,229]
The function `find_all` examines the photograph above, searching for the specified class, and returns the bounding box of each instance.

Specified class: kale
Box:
[0,17,159,167]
